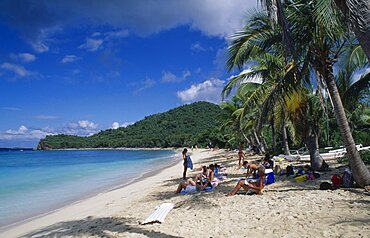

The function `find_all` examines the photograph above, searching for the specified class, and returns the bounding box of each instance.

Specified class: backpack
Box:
[286,165,294,176]
[320,182,333,190]
[331,174,342,188]
[342,169,354,188]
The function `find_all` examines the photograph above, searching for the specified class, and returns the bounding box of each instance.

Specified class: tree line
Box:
[37,102,229,150]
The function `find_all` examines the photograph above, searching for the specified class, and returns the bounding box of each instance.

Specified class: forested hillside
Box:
[37,102,228,149]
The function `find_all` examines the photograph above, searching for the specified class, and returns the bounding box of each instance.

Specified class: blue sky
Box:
[0,0,259,147]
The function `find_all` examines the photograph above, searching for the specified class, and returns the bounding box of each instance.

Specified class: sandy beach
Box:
[1,149,370,238]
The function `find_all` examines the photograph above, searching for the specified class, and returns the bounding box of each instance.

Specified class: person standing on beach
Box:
[182,148,188,179]
[238,142,246,166]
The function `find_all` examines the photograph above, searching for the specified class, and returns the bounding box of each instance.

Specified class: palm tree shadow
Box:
[23,217,181,238]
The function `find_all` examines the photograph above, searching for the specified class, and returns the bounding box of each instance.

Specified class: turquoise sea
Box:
[0,149,177,229]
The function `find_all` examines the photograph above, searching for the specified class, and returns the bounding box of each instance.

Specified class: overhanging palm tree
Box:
[288,0,370,186]
[225,12,294,155]
[259,0,370,62]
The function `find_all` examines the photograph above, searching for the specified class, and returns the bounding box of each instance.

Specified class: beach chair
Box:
[142,203,174,225]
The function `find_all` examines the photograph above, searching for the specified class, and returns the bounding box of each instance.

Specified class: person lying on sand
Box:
[227,165,266,196]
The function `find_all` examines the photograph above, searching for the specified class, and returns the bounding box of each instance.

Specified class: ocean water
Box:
[0,149,177,228]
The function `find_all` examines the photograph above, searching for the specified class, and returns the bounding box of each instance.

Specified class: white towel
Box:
[142,203,174,225]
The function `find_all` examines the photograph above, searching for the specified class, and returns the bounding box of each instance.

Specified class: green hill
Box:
[37,101,228,150]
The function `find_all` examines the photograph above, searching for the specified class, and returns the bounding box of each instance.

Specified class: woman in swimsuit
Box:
[182,148,188,179]
[227,165,266,196]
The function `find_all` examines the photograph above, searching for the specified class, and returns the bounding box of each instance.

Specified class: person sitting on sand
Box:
[196,165,213,187]
[227,165,266,196]
[262,154,274,169]
[176,165,214,193]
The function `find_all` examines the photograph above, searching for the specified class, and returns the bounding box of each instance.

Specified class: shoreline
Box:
[0,148,212,237]
[0,150,180,233]
[37,147,179,151]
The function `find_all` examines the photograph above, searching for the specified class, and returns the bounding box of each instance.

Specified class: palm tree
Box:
[285,89,328,170]
[330,0,370,60]
[259,0,370,61]
[225,12,294,155]
[227,3,370,185]
[221,83,268,152]
[287,0,370,186]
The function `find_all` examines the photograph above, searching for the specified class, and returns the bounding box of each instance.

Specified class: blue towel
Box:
[186,155,193,170]
[180,186,214,195]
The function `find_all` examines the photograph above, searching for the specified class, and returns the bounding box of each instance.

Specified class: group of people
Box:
[176,163,219,194]
[179,147,267,196]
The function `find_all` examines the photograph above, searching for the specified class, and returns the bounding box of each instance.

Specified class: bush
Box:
[337,150,370,165]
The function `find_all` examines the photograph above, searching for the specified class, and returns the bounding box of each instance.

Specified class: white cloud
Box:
[111,121,134,129]
[111,122,120,129]
[73,120,98,129]
[34,115,59,120]
[0,62,28,77]
[183,70,191,79]
[31,41,49,53]
[161,70,191,83]
[213,47,228,73]
[0,1,256,49]
[177,78,225,104]
[191,42,206,52]
[134,77,156,94]
[0,125,55,140]
[105,29,129,39]
[1,107,21,111]
[0,120,102,144]
[62,120,99,136]
[14,53,36,63]
[79,38,104,52]
[91,32,101,37]
[61,55,81,63]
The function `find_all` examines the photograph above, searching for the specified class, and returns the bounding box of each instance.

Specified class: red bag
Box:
[331,175,342,188]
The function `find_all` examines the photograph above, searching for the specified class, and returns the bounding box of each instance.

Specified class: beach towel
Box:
[180,186,214,194]
[142,203,175,225]
[186,155,193,170]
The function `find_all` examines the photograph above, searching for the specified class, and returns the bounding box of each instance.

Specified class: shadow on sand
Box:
[23,216,181,238]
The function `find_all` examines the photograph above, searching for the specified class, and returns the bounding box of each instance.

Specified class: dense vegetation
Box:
[222,0,370,186]
[37,102,228,149]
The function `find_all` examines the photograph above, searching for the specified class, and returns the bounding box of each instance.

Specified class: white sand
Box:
[1,149,370,238]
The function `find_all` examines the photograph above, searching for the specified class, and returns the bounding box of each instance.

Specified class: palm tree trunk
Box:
[334,0,370,60]
[322,62,370,186]
[241,131,251,144]
[304,134,327,171]
[281,116,290,155]
[253,131,264,154]
[271,114,276,153]
[259,131,267,154]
